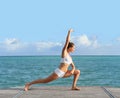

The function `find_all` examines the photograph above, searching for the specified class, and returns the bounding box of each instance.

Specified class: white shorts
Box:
[54,68,65,78]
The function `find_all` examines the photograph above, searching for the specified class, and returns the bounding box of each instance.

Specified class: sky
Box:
[0,0,120,56]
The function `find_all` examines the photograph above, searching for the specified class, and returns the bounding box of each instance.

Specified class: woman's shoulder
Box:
[61,50,68,57]
[62,54,70,58]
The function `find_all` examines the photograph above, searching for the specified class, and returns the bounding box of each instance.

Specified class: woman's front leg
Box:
[72,69,80,90]
[63,69,80,90]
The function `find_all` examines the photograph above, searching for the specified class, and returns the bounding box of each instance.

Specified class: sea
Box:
[0,55,120,89]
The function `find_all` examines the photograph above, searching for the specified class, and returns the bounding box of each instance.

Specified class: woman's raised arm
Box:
[62,29,74,57]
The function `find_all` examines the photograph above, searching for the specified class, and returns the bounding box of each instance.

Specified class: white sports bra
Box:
[60,55,73,65]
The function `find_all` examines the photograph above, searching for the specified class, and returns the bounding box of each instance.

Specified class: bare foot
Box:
[24,83,30,91]
[71,87,80,91]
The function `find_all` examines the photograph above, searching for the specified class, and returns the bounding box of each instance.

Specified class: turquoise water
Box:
[0,55,120,88]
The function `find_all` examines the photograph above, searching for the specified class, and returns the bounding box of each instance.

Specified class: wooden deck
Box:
[0,86,120,98]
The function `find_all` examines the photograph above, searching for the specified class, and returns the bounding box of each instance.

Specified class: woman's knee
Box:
[75,69,80,75]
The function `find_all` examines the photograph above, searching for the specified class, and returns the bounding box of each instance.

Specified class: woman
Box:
[24,29,80,91]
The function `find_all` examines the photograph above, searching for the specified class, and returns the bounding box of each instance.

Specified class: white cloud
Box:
[0,36,120,56]
[35,41,62,52]
[116,37,120,42]
[92,40,100,48]
[3,38,23,51]
[74,34,91,47]
[0,38,63,55]
[4,38,19,45]
[71,34,100,48]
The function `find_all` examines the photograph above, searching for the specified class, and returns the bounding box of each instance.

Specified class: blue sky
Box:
[0,0,120,55]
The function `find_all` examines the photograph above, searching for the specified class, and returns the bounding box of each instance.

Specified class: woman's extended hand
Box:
[68,28,74,33]
[70,69,75,75]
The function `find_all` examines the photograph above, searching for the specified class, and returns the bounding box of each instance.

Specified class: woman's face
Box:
[69,45,75,52]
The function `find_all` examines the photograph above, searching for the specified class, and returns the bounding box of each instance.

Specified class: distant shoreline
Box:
[1,54,120,57]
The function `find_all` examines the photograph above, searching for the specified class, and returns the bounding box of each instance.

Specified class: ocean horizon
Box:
[0,55,120,88]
